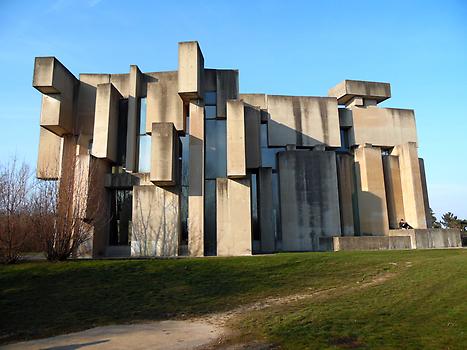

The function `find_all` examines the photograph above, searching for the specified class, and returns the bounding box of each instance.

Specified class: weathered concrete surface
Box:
[216,178,252,256]
[354,145,389,236]
[178,41,204,101]
[331,235,411,251]
[392,142,427,229]
[92,83,122,162]
[125,65,143,172]
[216,70,239,119]
[150,122,180,186]
[267,95,340,147]
[226,100,246,178]
[328,80,391,105]
[418,158,432,227]
[33,57,78,136]
[188,101,205,256]
[1,321,221,350]
[383,155,405,229]
[37,126,62,179]
[239,93,268,110]
[389,229,462,249]
[278,150,341,251]
[244,104,261,169]
[336,153,355,236]
[349,106,418,148]
[132,185,180,256]
[258,167,275,252]
[146,71,185,134]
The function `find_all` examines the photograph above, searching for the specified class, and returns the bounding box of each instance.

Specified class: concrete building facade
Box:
[33,41,441,257]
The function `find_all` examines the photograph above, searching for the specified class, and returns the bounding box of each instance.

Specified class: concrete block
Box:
[178,41,204,101]
[332,236,411,251]
[150,122,180,186]
[92,83,122,162]
[389,229,462,248]
[244,104,261,169]
[267,95,340,147]
[110,73,129,98]
[40,93,73,136]
[258,168,275,252]
[392,142,427,229]
[216,70,239,119]
[146,71,185,134]
[336,153,355,235]
[216,178,252,256]
[354,145,389,235]
[125,65,143,172]
[328,80,391,105]
[37,126,62,179]
[226,100,246,178]
[240,93,268,110]
[350,106,418,147]
[132,185,181,256]
[383,155,405,229]
[278,150,341,251]
[188,101,205,256]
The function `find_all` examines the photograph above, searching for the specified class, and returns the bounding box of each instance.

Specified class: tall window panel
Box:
[138,97,151,173]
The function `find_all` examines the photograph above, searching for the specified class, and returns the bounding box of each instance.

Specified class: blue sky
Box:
[0,0,466,219]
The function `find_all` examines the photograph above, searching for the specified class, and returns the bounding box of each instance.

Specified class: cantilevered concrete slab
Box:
[328,80,391,105]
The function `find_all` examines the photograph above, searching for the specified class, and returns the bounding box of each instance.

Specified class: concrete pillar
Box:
[150,122,180,186]
[178,41,204,101]
[419,158,432,227]
[37,126,62,179]
[354,145,389,235]
[216,70,239,119]
[216,178,252,256]
[146,72,186,134]
[336,153,355,235]
[188,101,204,256]
[244,105,261,169]
[132,185,181,256]
[392,142,427,229]
[92,83,122,162]
[382,155,405,229]
[226,100,246,178]
[125,65,142,172]
[278,150,341,251]
[258,167,275,252]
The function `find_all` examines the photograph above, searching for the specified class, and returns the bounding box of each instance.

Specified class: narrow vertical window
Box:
[138,97,150,173]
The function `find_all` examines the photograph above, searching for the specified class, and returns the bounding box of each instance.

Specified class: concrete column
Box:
[419,158,432,227]
[336,153,355,236]
[150,122,179,186]
[354,145,389,235]
[392,142,427,229]
[37,126,63,179]
[226,100,246,178]
[382,155,405,229]
[216,178,252,256]
[244,105,261,169]
[125,65,142,172]
[188,101,205,256]
[178,41,204,101]
[278,150,341,251]
[92,83,122,162]
[132,185,181,256]
[258,167,275,252]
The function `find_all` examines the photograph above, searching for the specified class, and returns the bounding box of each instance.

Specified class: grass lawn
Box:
[0,249,466,349]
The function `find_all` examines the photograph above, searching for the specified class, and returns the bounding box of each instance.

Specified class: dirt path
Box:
[1,272,396,350]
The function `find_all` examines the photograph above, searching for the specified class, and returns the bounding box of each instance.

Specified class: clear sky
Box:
[0,0,466,219]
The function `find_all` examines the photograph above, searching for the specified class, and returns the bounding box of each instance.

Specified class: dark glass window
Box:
[205,106,217,119]
[204,91,217,105]
[336,127,350,153]
[205,119,227,179]
[116,99,128,166]
[109,189,132,245]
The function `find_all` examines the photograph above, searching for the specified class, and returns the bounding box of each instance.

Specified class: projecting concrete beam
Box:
[328,80,391,105]
[125,65,143,172]
[178,41,204,101]
[150,122,180,186]
[37,126,62,179]
[92,83,122,162]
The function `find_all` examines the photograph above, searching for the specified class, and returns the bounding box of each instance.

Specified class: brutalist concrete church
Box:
[33,41,461,258]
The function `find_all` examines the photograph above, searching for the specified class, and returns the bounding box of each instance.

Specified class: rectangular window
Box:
[138,97,150,173]
[205,119,227,179]
[205,105,217,119]
[109,189,133,246]
[204,91,217,105]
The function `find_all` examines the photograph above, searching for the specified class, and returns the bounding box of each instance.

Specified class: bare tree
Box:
[0,159,33,263]
[32,155,107,261]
